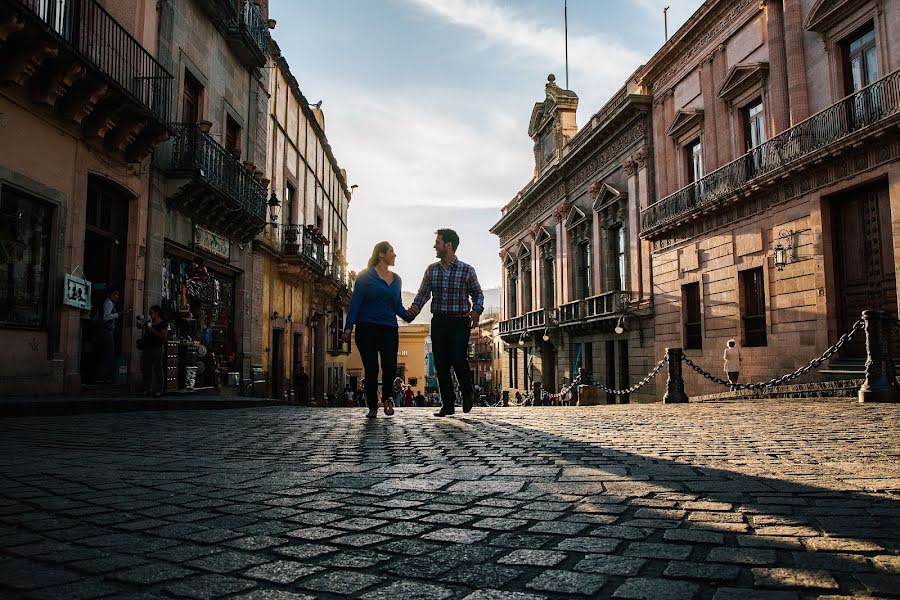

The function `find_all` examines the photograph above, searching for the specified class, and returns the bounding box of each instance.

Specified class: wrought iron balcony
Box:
[559,299,583,324]
[327,252,350,288]
[641,68,900,238]
[165,123,266,242]
[281,224,327,274]
[2,0,174,160]
[221,0,269,67]
[560,291,635,326]
[499,308,555,338]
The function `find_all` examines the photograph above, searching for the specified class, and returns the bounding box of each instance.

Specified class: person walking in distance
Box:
[723,339,742,391]
[341,241,411,418]
[407,229,484,416]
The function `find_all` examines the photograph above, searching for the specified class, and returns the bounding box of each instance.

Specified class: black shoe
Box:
[433,406,455,417]
[462,394,473,413]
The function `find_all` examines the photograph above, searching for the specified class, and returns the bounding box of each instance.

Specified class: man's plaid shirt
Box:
[412,257,484,316]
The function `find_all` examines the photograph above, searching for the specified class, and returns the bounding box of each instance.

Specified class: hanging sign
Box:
[63,274,92,310]
[193,224,230,260]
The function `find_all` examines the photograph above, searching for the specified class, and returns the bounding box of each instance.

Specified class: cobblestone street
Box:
[1,400,899,599]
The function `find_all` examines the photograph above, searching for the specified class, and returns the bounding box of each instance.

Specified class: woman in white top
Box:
[723,339,742,390]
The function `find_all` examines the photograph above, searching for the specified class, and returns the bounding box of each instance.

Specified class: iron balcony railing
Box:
[641,68,900,235]
[559,299,583,324]
[327,252,350,287]
[282,224,327,271]
[222,0,268,64]
[169,123,266,221]
[499,308,555,336]
[17,0,173,121]
[584,291,633,319]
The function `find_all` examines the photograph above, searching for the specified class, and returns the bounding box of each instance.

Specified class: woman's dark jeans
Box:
[141,345,165,394]
[354,323,398,411]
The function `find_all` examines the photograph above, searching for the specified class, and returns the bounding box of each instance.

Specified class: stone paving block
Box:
[224,536,288,551]
[663,560,741,582]
[711,588,799,600]
[612,576,699,599]
[440,563,524,587]
[359,580,455,599]
[147,544,220,562]
[283,526,341,540]
[0,558,82,590]
[332,517,387,531]
[497,549,567,567]
[109,563,197,585]
[663,529,725,544]
[707,547,777,565]
[185,551,268,573]
[854,573,900,596]
[420,513,476,525]
[164,574,257,599]
[525,569,607,595]
[735,535,803,550]
[555,537,620,553]
[588,525,651,540]
[751,568,840,590]
[573,554,647,576]
[461,591,548,600]
[625,542,693,560]
[271,543,337,560]
[286,512,342,525]
[231,591,315,600]
[802,537,885,552]
[473,517,529,530]
[791,551,872,572]
[422,527,489,544]
[21,578,124,599]
[375,521,433,537]
[873,554,900,572]
[298,570,383,595]
[527,521,588,535]
[242,561,322,584]
[67,554,148,575]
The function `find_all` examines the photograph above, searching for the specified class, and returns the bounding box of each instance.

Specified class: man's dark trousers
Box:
[432,315,473,410]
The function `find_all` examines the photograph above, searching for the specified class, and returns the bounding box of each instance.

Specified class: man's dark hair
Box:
[107,287,119,297]
[435,228,459,251]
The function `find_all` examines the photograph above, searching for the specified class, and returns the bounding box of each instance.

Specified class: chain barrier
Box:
[594,356,669,395]
[682,319,865,390]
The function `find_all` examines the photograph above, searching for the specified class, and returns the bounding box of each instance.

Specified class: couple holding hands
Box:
[342,228,484,418]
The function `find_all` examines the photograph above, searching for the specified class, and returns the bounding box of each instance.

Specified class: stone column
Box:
[699,56,719,171]
[635,149,652,297]
[783,0,810,124]
[652,94,669,199]
[665,91,678,193]
[766,0,790,135]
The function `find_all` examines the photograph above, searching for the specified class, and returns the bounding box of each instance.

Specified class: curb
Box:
[0,396,292,418]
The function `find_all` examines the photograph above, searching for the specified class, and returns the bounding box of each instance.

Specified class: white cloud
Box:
[405,0,645,103]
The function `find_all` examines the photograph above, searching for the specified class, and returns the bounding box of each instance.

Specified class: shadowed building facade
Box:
[637,0,900,394]
[491,75,658,403]
[0,0,173,394]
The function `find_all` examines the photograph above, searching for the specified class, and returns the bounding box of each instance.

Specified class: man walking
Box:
[408,229,484,416]
[95,287,128,383]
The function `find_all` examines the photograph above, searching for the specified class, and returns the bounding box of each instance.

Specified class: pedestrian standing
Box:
[724,339,742,391]
[341,241,411,418]
[140,305,167,397]
[95,287,130,383]
[407,229,484,416]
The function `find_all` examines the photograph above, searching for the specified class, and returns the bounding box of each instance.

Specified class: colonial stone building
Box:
[138,0,274,394]
[637,0,900,394]
[491,75,658,403]
[254,40,352,403]
[0,0,173,394]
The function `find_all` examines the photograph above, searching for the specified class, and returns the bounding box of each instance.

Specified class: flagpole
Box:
[564,0,569,89]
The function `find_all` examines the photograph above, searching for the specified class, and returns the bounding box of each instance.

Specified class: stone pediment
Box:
[804,0,865,32]
[518,242,531,258]
[565,205,587,230]
[590,183,624,210]
[535,225,555,246]
[717,62,769,102]
[667,109,704,138]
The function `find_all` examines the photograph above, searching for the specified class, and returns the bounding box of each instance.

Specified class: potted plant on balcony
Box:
[267,19,276,29]
[283,224,299,255]
[198,120,213,133]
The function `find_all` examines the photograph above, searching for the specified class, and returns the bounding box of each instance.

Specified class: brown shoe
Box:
[365,410,377,418]
[384,399,395,416]
[433,406,455,417]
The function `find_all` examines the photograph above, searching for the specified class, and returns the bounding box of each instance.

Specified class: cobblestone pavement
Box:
[1,400,899,599]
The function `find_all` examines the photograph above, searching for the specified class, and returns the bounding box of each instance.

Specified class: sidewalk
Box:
[0,394,290,418]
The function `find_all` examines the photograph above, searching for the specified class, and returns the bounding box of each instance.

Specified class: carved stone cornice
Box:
[529,223,541,239]
[623,158,638,177]
[554,200,572,223]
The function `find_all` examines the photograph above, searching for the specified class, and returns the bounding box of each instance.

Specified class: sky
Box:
[269,0,702,290]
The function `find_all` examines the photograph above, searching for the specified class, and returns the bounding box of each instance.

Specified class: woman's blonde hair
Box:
[367,241,391,268]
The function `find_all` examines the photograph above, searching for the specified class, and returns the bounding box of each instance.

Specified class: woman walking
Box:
[342,242,411,418]
[140,305,168,397]
[723,339,742,391]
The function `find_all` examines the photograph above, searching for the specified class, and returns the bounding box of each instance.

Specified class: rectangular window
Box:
[224,114,241,156]
[0,187,53,329]
[609,227,626,291]
[521,265,532,313]
[542,255,555,308]
[743,99,765,150]
[741,267,768,347]
[845,23,878,93]
[511,349,518,388]
[686,139,703,183]
[285,182,296,225]
[182,70,203,123]
[683,282,702,349]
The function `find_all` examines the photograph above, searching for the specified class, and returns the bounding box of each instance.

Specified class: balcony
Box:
[560,291,636,327]
[1,0,174,161]
[326,252,350,289]
[164,123,266,242]
[221,0,268,68]
[640,68,900,238]
[281,224,327,275]
[499,308,555,338]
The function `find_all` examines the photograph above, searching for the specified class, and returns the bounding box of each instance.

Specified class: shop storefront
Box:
[161,245,239,391]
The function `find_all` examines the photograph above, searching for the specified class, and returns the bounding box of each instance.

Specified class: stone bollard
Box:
[576,385,601,406]
[663,347,689,404]
[858,310,900,403]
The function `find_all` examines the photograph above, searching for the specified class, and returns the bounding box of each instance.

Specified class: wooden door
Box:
[271,329,283,399]
[833,183,897,357]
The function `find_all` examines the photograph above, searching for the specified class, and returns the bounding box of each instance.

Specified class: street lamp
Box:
[518,333,526,346]
[614,315,626,335]
[267,190,280,225]
[542,327,550,342]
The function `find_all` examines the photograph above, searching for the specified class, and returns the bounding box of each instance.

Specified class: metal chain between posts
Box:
[594,356,669,395]
[682,319,865,390]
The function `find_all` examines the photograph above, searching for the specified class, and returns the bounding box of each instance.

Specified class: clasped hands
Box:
[341,306,480,343]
